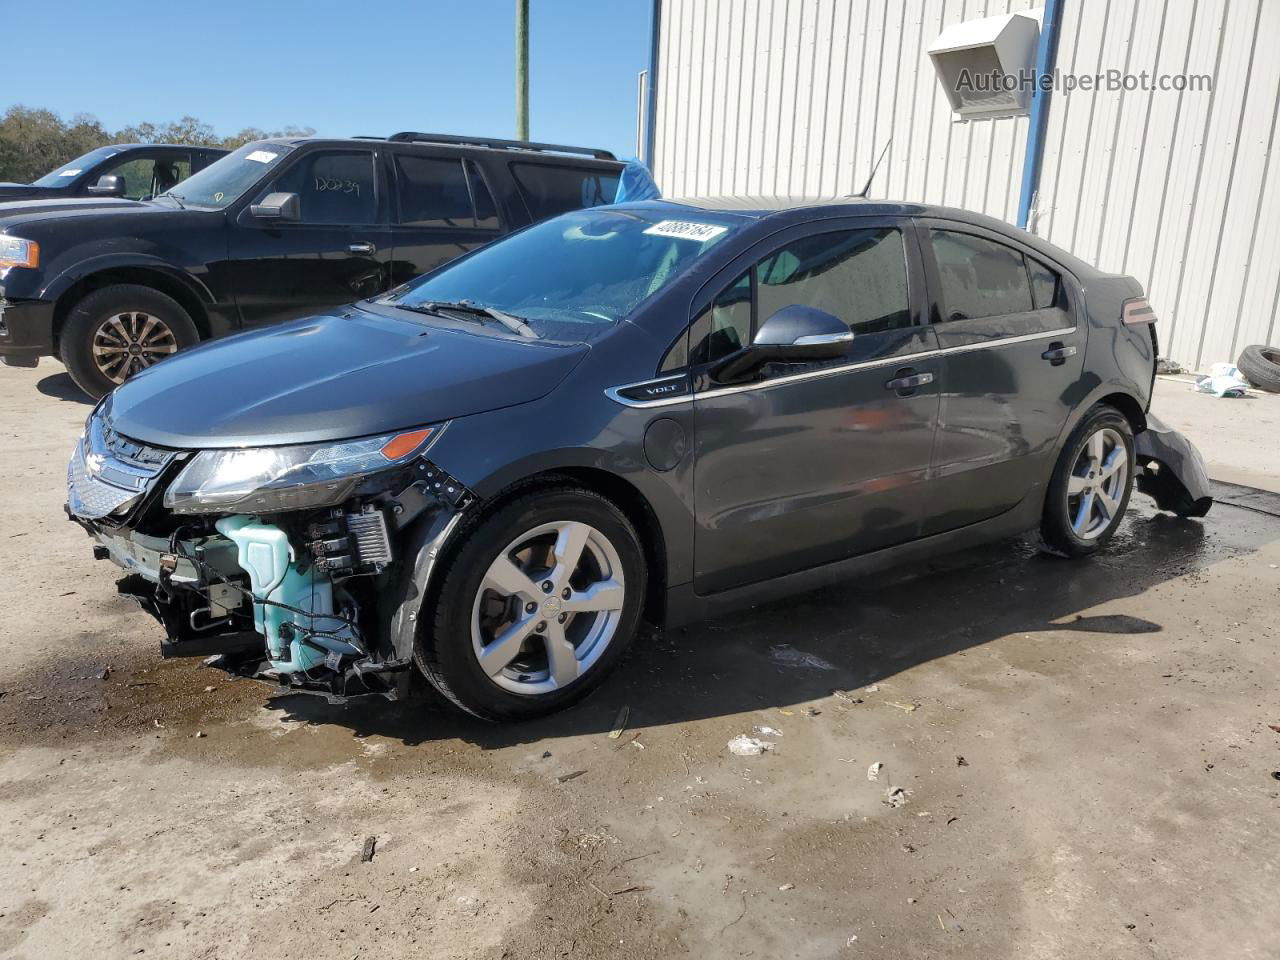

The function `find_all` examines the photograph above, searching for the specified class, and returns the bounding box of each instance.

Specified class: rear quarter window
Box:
[510,162,620,221]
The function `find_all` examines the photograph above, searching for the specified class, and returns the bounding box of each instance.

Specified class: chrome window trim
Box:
[604,326,1077,408]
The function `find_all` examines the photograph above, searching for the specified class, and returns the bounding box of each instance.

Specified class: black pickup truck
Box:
[0,133,622,397]
[0,143,227,203]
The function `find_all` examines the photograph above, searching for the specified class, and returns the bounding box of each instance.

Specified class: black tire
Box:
[1236,344,1280,393]
[61,284,199,399]
[417,486,647,722]
[1039,405,1136,558]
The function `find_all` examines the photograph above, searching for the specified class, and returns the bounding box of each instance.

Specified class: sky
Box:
[1,0,654,159]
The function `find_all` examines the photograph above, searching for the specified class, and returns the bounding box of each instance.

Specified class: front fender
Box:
[41,251,215,306]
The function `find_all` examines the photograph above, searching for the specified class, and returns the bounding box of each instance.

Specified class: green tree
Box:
[0,105,315,183]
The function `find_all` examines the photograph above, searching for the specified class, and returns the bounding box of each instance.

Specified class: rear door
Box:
[227,146,393,327]
[690,218,941,594]
[917,220,1086,534]
[385,149,504,287]
[507,161,621,223]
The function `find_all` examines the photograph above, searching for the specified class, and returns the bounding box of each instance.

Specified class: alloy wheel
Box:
[91,311,179,384]
[471,520,626,696]
[1067,426,1128,540]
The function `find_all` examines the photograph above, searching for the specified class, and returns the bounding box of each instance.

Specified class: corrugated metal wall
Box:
[652,0,1280,369]
[1035,0,1280,368]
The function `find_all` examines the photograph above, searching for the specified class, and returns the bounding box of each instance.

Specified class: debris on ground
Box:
[541,750,552,758]
[1194,363,1250,397]
[752,724,783,737]
[864,684,880,693]
[885,700,918,713]
[885,786,911,808]
[832,689,863,704]
[778,883,794,891]
[769,644,836,670]
[193,731,206,738]
[1155,357,1185,375]
[608,705,630,739]
[867,762,883,781]
[956,755,969,766]
[360,836,377,862]
[97,666,111,681]
[728,735,774,757]
[557,769,588,783]
[1267,724,1280,734]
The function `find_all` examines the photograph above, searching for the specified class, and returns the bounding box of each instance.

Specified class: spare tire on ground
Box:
[1236,344,1280,393]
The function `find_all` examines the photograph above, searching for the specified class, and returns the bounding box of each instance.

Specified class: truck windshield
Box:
[391,208,737,331]
[162,142,295,209]
[31,146,122,187]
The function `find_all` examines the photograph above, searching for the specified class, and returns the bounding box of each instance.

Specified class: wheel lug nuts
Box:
[541,581,553,593]
[561,587,571,599]
[535,621,547,632]
[525,602,536,613]
[557,613,567,624]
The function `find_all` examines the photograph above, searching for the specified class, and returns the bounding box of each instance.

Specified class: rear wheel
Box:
[61,284,199,399]
[1039,405,1135,557]
[418,486,646,721]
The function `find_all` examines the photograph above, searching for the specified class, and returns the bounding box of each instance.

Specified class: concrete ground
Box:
[1,361,1277,960]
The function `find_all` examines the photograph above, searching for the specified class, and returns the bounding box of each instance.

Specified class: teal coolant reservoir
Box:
[215,516,362,673]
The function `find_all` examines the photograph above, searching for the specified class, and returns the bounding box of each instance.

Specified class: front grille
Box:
[67,414,177,521]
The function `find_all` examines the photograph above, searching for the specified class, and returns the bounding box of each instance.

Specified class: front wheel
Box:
[1038,405,1135,557]
[418,486,647,721]
[61,284,199,399]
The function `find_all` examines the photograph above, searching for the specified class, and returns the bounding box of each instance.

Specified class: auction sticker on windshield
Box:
[643,220,729,242]
[246,150,280,164]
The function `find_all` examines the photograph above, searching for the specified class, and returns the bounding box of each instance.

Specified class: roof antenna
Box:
[852,138,892,199]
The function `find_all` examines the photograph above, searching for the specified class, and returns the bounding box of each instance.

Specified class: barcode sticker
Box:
[246,150,280,164]
[643,220,729,242]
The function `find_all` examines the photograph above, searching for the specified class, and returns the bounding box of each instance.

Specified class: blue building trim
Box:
[1017,0,1066,229]
[644,0,662,168]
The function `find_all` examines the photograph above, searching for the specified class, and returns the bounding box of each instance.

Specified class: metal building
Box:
[644,0,1280,370]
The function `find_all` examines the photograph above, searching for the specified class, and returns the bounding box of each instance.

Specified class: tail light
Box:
[1122,297,1157,325]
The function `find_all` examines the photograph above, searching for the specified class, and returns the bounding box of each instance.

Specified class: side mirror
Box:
[87,175,127,197]
[249,191,300,222]
[711,305,852,383]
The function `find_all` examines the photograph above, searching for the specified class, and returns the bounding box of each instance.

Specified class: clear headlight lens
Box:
[163,425,443,514]
[0,235,39,269]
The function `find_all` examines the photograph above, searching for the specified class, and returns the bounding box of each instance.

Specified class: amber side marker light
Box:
[380,428,435,461]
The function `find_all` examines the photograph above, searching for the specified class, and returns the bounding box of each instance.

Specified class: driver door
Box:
[691,220,941,594]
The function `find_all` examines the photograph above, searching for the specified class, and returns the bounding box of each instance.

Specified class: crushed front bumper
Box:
[1135,412,1213,518]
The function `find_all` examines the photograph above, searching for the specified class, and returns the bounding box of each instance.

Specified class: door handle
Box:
[348,241,377,255]
[1041,342,1077,365]
[885,371,934,393]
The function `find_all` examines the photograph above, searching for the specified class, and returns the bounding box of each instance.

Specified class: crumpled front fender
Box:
[1135,412,1213,518]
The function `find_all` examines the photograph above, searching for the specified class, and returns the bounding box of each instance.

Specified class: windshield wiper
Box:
[412,299,540,339]
[160,191,186,209]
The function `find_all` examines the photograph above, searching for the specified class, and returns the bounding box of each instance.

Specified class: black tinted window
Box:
[1028,257,1062,309]
[757,228,911,336]
[269,150,377,224]
[395,154,473,227]
[930,230,1034,321]
[466,160,499,229]
[511,162,620,220]
[690,271,752,365]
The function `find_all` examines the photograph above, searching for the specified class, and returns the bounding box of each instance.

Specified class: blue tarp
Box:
[612,159,661,203]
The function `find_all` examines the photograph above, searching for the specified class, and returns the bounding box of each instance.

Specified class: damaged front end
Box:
[66,401,473,702]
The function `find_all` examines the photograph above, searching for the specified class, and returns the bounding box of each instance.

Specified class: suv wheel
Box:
[1038,405,1135,557]
[61,284,199,398]
[418,486,647,721]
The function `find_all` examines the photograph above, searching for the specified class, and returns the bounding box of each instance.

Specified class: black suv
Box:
[0,143,226,203]
[0,133,622,397]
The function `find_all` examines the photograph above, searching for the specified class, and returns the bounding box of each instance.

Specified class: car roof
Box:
[250,133,621,165]
[641,195,1106,278]
[108,143,227,154]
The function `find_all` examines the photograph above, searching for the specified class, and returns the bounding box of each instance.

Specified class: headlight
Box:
[163,425,443,515]
[0,236,39,269]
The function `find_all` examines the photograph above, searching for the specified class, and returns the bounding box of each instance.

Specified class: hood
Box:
[0,184,60,202]
[0,196,144,225]
[106,307,590,449]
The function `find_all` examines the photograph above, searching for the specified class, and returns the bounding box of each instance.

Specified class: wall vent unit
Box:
[928,12,1041,121]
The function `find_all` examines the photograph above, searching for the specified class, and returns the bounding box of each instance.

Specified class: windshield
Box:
[31,146,122,187]
[163,141,294,209]
[391,208,737,331]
